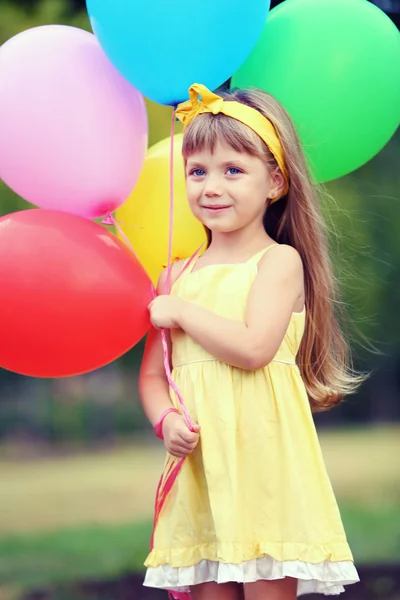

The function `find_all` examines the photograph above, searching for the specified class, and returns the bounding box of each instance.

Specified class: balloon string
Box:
[156,232,209,422]
[105,213,140,261]
[165,107,176,293]
[160,106,195,429]
[102,211,203,429]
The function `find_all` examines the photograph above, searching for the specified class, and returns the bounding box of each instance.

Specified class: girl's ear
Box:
[269,168,286,200]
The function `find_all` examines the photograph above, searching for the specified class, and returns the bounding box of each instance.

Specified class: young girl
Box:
[139,83,362,600]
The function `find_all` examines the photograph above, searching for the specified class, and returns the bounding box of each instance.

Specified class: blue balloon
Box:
[86,0,270,105]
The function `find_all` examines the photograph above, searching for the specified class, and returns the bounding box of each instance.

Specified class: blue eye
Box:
[190,168,206,177]
[227,167,242,175]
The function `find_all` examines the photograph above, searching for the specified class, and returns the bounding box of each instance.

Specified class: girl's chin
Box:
[204,224,239,234]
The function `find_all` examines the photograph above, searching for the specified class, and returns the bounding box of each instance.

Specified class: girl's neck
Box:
[206,225,274,261]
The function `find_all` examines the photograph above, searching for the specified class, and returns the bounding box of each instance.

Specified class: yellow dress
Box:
[144,244,359,596]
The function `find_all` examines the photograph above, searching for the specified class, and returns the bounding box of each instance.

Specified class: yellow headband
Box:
[175,83,289,201]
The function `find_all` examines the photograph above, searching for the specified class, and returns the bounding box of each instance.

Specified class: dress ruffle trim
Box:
[145,541,355,568]
[144,556,359,597]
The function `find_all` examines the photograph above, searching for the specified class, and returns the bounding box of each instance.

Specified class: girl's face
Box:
[185,141,277,235]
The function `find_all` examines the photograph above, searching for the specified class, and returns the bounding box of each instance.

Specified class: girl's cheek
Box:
[188,198,200,215]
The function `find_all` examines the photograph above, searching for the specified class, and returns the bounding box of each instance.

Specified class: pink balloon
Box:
[0,25,148,218]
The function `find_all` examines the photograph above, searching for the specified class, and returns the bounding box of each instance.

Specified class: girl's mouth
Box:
[201,205,231,213]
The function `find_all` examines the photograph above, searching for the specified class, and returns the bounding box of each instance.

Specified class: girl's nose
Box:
[204,176,223,197]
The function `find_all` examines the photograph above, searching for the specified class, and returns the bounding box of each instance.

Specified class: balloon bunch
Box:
[0,0,270,377]
[0,0,399,379]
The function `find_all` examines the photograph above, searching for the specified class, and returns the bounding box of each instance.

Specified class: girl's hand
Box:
[162,412,201,458]
[148,295,186,329]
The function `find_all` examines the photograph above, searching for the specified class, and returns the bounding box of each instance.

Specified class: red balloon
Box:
[0,209,152,377]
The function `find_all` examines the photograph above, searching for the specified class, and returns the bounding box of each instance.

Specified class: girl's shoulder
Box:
[258,243,303,271]
[256,244,305,313]
[157,259,187,293]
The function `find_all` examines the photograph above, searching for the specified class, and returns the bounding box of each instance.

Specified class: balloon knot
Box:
[101,212,114,225]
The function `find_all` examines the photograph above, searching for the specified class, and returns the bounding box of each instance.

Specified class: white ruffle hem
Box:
[144,557,359,596]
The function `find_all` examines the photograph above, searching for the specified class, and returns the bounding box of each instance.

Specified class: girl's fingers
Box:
[169,449,186,458]
[178,429,200,444]
[173,439,197,452]
[168,442,197,457]
[169,449,188,458]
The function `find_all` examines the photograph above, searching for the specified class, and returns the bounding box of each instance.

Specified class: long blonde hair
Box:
[182,87,365,412]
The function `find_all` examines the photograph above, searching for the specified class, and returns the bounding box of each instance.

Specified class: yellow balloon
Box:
[116,134,206,285]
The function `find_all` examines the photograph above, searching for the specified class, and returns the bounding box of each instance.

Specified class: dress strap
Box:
[247,243,279,264]
[176,246,203,276]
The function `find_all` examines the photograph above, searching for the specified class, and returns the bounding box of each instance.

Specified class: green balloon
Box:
[232,0,400,182]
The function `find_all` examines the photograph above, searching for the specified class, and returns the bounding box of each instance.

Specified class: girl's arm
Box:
[139,266,176,426]
[139,320,174,428]
[139,266,200,457]
[152,245,304,371]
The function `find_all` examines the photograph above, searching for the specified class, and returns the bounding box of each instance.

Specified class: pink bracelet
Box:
[154,408,180,440]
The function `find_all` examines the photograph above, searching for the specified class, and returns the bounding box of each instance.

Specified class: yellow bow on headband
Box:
[176,84,289,200]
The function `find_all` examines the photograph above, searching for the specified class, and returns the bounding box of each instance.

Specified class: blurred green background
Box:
[0,1,399,599]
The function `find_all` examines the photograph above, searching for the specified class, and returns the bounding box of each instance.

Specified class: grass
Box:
[0,521,152,588]
[0,427,399,595]
[342,503,400,562]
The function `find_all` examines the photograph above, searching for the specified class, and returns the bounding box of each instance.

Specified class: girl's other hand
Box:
[148,295,186,329]
[162,411,201,458]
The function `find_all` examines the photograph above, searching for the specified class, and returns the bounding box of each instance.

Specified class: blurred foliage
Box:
[0,365,151,443]
[326,132,400,356]
[0,391,149,443]
[0,0,90,42]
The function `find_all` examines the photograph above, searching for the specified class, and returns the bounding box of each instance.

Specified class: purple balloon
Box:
[0,25,148,218]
